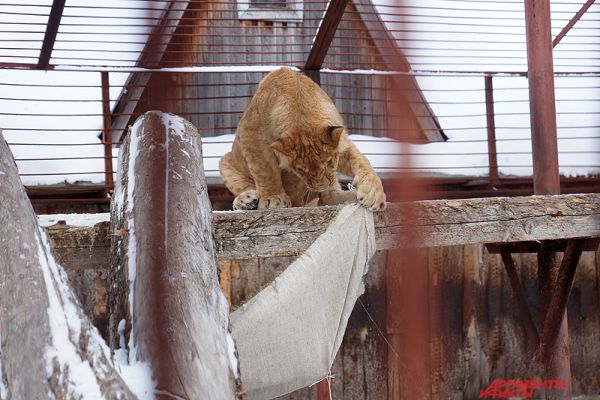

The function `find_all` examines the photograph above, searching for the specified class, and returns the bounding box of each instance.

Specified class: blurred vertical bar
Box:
[101,71,115,191]
[385,0,432,396]
[484,76,499,186]
[524,0,571,397]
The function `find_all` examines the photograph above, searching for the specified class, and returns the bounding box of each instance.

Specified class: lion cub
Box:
[219,67,386,211]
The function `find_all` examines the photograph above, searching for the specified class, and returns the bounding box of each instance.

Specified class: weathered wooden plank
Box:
[213,193,600,259]
[0,131,135,399]
[109,111,238,398]
[45,194,600,262]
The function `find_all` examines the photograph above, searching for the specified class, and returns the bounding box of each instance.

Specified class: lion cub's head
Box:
[271,125,344,192]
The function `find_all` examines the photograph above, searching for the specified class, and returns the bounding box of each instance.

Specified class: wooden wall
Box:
[222,246,600,399]
[137,0,423,141]
[46,222,600,399]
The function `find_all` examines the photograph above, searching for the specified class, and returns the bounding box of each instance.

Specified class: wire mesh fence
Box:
[0,0,598,189]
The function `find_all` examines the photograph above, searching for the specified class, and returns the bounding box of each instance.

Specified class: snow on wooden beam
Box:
[213,193,600,259]
[0,131,135,399]
[109,112,238,398]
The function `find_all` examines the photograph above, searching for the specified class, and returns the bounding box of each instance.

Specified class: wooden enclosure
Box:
[46,229,600,399]
[44,193,600,399]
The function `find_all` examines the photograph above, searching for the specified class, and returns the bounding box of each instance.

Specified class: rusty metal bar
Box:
[316,379,331,400]
[525,0,560,195]
[101,72,115,191]
[37,0,66,70]
[553,0,596,48]
[485,76,499,185]
[499,248,540,347]
[304,0,350,84]
[538,250,572,397]
[540,240,584,363]
[110,0,190,144]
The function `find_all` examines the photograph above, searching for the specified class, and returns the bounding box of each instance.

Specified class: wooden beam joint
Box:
[304,0,350,74]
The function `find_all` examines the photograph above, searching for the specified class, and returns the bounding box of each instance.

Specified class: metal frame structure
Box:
[1,0,599,398]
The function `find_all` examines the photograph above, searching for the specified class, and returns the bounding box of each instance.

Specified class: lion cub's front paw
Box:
[355,174,387,211]
[233,189,259,210]
[258,192,292,210]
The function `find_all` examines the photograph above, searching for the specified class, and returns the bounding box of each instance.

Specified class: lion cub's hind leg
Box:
[318,189,357,206]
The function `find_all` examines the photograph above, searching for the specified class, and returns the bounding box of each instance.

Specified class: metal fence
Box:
[0,0,598,192]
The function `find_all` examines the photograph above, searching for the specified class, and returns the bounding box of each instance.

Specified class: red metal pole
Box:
[316,379,331,400]
[524,0,560,195]
[101,71,115,191]
[484,76,499,186]
[524,0,571,396]
[553,0,596,48]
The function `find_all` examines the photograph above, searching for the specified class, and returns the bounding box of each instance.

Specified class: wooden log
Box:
[0,131,135,399]
[213,193,600,259]
[109,111,238,399]
[46,194,600,263]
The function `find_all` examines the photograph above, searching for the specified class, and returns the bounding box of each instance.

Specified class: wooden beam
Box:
[553,0,596,48]
[109,111,238,397]
[110,1,190,144]
[486,238,600,254]
[37,0,66,70]
[540,240,584,363]
[499,248,540,348]
[305,0,350,72]
[213,193,600,259]
[1,131,135,399]
[352,0,445,142]
[45,194,600,260]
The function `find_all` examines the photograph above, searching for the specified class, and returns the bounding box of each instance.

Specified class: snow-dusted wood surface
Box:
[46,194,600,263]
[0,132,135,399]
[109,112,238,399]
[213,193,600,259]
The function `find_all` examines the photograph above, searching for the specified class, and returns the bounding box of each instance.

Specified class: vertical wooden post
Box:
[101,71,115,191]
[109,111,238,398]
[0,131,135,399]
[484,76,499,186]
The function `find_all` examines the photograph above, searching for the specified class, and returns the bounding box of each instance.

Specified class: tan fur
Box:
[219,67,386,211]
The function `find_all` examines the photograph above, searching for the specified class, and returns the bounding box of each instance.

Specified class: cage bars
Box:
[36,0,65,70]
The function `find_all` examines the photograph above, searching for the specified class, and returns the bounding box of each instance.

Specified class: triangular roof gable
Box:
[111,0,445,143]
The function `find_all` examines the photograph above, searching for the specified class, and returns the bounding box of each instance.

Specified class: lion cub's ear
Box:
[271,138,293,161]
[325,126,344,148]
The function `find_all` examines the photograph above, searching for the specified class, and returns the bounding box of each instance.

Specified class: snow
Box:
[0,332,7,400]
[35,228,105,399]
[124,117,141,362]
[226,333,239,379]
[108,115,156,399]
[37,212,110,227]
